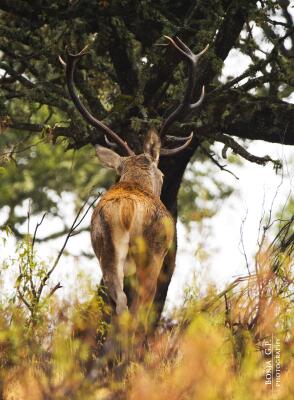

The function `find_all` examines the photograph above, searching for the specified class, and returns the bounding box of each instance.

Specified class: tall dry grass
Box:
[0,219,293,399]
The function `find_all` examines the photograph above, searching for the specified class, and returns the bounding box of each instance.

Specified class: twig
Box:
[32,212,47,250]
[270,215,294,258]
[200,274,257,312]
[36,194,100,300]
[200,144,239,180]
[224,293,231,329]
[239,210,251,275]
[0,140,45,158]
[47,282,63,298]
[206,28,294,98]
[266,18,292,29]
[17,288,33,312]
[26,200,37,299]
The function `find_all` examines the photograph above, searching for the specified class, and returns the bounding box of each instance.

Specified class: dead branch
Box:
[199,144,239,180]
[198,132,282,168]
[32,212,47,250]
[36,194,100,300]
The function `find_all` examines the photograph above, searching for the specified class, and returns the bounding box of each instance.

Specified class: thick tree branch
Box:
[181,94,294,147]
[213,1,257,61]
[108,17,141,96]
[198,132,281,168]
[0,62,35,88]
[221,97,294,146]
[5,120,105,149]
[8,121,71,136]
[0,0,35,17]
[35,226,89,243]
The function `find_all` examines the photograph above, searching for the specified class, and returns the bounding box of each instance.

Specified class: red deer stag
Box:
[63,36,208,318]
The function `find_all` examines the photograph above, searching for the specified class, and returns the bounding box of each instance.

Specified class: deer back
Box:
[91,180,174,263]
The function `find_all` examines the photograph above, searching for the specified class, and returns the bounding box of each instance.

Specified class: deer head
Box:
[94,128,163,196]
[61,36,208,197]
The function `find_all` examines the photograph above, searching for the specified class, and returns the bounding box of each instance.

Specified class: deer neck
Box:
[119,171,155,195]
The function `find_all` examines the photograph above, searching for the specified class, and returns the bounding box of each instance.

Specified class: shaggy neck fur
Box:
[119,155,160,196]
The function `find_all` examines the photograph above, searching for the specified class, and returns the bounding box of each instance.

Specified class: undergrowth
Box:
[0,218,293,400]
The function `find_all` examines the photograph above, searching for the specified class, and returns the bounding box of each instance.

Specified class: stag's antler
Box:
[61,46,135,156]
[160,36,209,156]
[61,37,207,158]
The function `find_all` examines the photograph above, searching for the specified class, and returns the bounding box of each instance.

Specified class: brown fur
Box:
[91,182,174,257]
[91,134,175,319]
[91,181,174,317]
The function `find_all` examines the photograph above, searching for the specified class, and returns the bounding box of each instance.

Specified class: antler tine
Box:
[164,36,208,108]
[165,134,195,143]
[64,46,134,156]
[104,134,118,148]
[159,36,208,156]
[160,132,193,156]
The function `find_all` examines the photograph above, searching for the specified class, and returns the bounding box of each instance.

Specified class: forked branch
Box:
[199,131,282,169]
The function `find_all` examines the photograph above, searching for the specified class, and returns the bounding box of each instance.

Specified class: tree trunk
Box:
[152,144,198,325]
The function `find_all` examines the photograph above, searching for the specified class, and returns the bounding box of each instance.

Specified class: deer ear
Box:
[143,129,161,165]
[95,145,122,172]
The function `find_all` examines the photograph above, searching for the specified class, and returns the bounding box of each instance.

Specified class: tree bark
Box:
[152,144,198,325]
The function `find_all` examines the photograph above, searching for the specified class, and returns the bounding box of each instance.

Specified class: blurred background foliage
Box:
[1,0,293,241]
[0,116,233,239]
